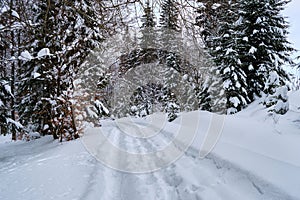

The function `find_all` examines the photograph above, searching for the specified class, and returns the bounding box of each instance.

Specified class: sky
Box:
[283,0,300,76]
[284,0,300,59]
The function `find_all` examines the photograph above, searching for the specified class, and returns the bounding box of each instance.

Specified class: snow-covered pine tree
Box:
[196,0,236,48]
[130,86,151,117]
[165,93,180,122]
[159,0,181,118]
[140,1,157,48]
[129,83,179,121]
[198,0,294,114]
[0,78,11,135]
[206,1,249,114]
[235,0,294,102]
[0,2,10,136]
[18,0,106,140]
[159,0,181,49]
[196,77,212,112]
[263,71,289,114]
[0,0,28,139]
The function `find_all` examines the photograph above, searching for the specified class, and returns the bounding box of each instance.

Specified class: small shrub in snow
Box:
[264,86,289,115]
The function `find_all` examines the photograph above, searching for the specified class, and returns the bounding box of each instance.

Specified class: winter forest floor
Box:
[0,90,300,200]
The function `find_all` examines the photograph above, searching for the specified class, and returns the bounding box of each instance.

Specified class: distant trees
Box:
[159,0,180,48]
[140,1,157,48]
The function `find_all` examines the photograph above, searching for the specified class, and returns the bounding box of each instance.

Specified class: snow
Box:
[248,64,254,70]
[33,72,41,79]
[19,50,34,61]
[1,91,300,200]
[243,37,249,42]
[95,100,109,115]
[225,48,235,55]
[37,48,51,58]
[235,16,243,26]
[249,46,257,54]
[43,124,49,130]
[211,3,221,10]
[4,84,13,96]
[215,46,221,51]
[28,132,41,139]
[0,5,9,14]
[6,118,23,129]
[11,10,19,19]
[197,2,205,9]
[274,99,289,113]
[182,74,188,81]
[229,96,240,107]
[256,17,262,24]
[236,81,241,88]
[0,6,19,19]
[224,67,231,74]
[75,16,84,29]
[223,79,232,89]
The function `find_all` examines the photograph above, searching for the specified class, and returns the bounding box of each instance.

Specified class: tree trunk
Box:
[10,0,16,141]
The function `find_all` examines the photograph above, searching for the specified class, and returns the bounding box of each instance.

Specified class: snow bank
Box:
[199,90,300,198]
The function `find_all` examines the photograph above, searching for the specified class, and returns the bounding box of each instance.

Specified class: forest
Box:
[0,0,298,141]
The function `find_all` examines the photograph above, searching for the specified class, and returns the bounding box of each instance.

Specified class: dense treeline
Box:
[0,0,297,140]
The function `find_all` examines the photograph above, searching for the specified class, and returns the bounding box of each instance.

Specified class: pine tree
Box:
[235,0,294,102]
[0,78,11,135]
[196,77,212,112]
[263,71,289,114]
[0,0,27,139]
[18,0,105,140]
[204,1,249,114]
[140,1,157,48]
[196,1,237,48]
[159,0,180,49]
[159,0,182,119]
[199,0,294,114]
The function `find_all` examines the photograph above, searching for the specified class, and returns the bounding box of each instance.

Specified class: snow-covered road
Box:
[1,112,298,200]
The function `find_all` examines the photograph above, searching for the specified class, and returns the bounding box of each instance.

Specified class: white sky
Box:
[284,0,300,60]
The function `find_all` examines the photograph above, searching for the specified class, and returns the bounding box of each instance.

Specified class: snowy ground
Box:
[0,91,300,200]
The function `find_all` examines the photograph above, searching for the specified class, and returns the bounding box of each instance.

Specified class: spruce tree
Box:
[235,0,294,102]
[0,78,11,135]
[159,0,181,119]
[199,0,294,114]
[18,0,105,139]
[208,4,249,114]
[159,0,180,49]
[196,1,237,48]
[198,1,246,114]
[0,0,27,139]
[263,71,289,114]
[140,1,156,48]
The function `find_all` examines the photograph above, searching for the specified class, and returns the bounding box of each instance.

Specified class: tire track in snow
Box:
[82,119,297,200]
[119,120,295,200]
[114,123,168,200]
